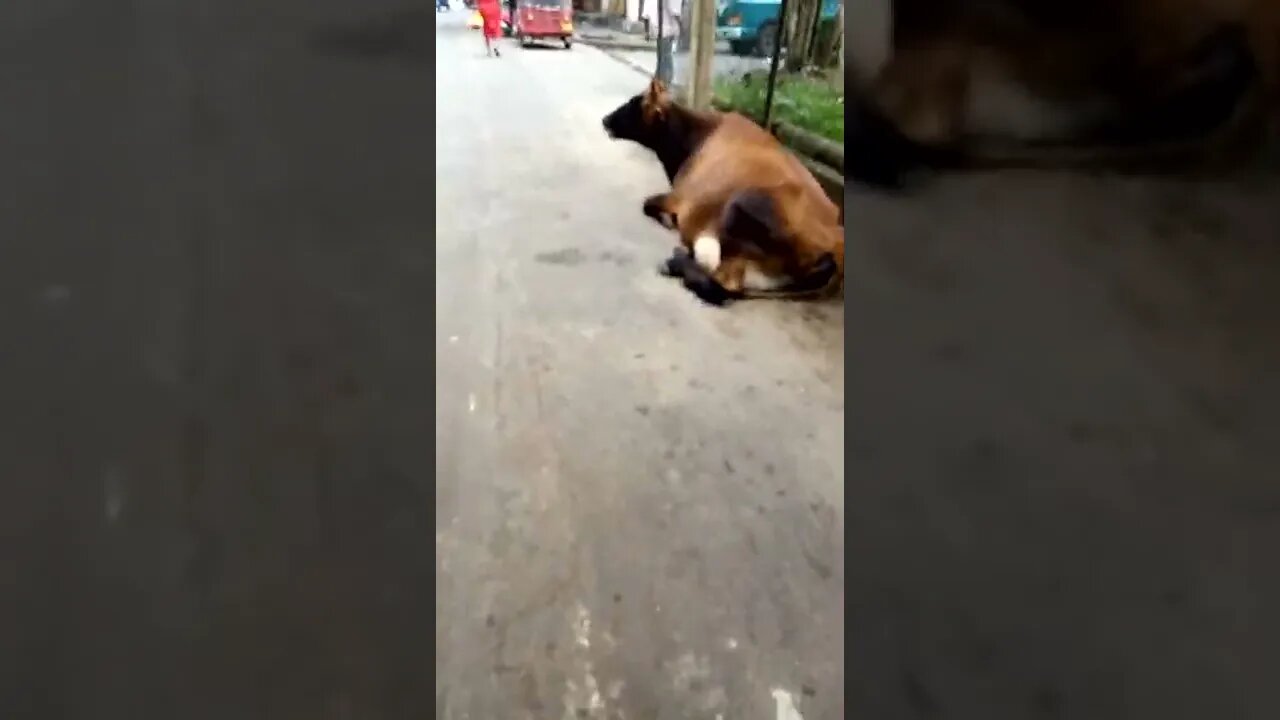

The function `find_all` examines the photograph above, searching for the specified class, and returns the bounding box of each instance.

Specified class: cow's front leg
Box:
[642,193,678,230]
[665,252,739,307]
[681,262,737,307]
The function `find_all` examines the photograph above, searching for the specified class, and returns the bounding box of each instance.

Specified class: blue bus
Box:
[715,0,840,57]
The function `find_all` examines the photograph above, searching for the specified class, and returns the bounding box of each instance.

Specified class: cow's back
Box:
[676,113,839,227]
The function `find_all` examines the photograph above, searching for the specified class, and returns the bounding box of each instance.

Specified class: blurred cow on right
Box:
[845,0,1280,188]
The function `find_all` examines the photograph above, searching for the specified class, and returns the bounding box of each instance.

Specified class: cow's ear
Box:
[642,77,671,118]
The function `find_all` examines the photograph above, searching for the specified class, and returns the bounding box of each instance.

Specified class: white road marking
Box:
[772,688,805,720]
[573,602,592,649]
[693,234,721,271]
[563,603,606,719]
[668,653,727,714]
[606,680,624,701]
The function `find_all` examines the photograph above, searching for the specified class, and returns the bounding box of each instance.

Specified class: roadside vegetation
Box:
[711,4,844,142]
[713,72,843,142]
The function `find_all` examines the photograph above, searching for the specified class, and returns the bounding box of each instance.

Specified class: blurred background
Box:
[1,1,433,716]
[845,2,1280,719]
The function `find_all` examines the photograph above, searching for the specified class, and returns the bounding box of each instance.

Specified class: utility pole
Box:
[685,0,716,109]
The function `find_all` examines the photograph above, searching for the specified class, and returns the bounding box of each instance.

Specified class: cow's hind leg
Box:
[642,193,678,229]
[711,256,748,294]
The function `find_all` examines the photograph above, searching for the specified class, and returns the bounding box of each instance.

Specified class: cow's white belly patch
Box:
[693,234,721,271]
[744,265,788,291]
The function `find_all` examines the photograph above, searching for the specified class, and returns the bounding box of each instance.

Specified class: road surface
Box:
[435,11,844,720]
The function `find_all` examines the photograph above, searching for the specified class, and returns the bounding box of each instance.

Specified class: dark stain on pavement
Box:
[533,247,635,267]
[534,247,586,266]
[598,250,635,266]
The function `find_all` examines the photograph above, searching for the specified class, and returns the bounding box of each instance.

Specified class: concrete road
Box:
[1,1,434,717]
[847,173,1280,719]
[435,11,844,720]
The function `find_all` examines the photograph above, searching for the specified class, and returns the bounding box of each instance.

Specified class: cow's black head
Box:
[603,77,699,182]
[602,77,673,151]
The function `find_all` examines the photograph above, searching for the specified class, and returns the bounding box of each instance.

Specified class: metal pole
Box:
[762,0,790,126]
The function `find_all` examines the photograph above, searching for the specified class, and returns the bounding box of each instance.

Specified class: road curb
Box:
[583,42,653,77]
[579,38,739,55]
[576,37,656,53]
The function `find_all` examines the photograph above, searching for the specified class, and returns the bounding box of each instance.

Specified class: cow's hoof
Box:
[657,246,689,278]
[657,258,682,278]
[684,275,733,307]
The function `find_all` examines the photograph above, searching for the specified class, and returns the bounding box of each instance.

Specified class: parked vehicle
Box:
[716,0,839,57]
[514,0,574,49]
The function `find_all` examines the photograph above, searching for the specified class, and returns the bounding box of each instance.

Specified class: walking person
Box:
[652,0,681,81]
[476,0,504,56]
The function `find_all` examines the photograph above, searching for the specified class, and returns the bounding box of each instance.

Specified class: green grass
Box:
[713,73,843,142]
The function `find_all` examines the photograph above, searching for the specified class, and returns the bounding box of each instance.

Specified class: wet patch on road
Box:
[535,247,587,266]
[534,247,636,268]
[597,249,635,267]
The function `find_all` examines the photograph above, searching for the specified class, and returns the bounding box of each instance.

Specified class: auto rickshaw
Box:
[513,0,574,49]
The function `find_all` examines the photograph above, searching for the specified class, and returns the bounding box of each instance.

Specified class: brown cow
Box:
[846,0,1277,187]
[602,79,843,307]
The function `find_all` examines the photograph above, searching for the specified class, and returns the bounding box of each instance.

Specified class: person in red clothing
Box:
[476,0,503,57]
